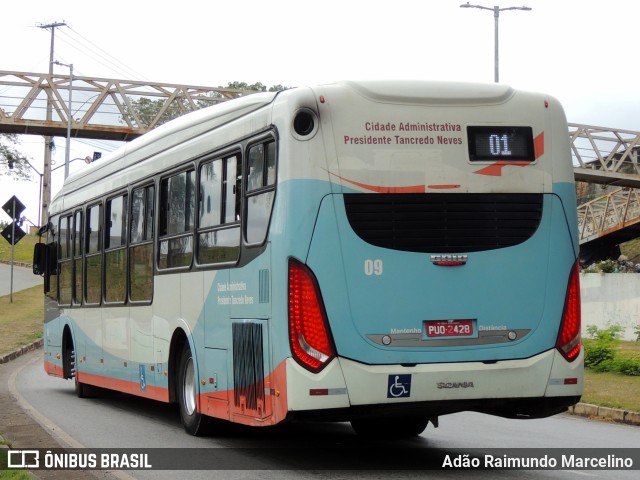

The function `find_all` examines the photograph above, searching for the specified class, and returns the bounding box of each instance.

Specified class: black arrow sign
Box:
[2,195,26,220]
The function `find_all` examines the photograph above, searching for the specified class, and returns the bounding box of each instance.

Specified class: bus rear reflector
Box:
[556,260,581,362]
[288,259,335,372]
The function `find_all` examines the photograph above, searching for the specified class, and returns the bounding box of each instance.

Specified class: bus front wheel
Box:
[177,343,208,436]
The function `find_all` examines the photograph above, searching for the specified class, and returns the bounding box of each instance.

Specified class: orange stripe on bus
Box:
[328,171,425,193]
[534,132,545,159]
[76,371,169,402]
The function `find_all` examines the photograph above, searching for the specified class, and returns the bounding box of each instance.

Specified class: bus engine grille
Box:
[232,322,265,412]
[344,193,543,253]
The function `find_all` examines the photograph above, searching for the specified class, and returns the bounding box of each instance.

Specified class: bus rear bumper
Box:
[286,348,583,419]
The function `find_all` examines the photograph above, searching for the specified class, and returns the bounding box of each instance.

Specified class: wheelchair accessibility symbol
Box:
[387,374,411,398]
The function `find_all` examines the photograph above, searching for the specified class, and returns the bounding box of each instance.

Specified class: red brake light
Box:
[288,259,335,372]
[556,260,581,362]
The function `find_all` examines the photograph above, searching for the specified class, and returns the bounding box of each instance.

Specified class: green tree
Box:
[0,133,32,180]
[224,82,291,92]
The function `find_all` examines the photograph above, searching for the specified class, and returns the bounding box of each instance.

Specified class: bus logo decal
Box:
[139,365,147,392]
[431,254,468,266]
[388,374,411,398]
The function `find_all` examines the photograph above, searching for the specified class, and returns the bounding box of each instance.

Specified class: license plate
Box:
[425,320,474,338]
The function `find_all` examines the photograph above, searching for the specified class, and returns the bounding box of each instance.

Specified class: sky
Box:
[2,0,640,225]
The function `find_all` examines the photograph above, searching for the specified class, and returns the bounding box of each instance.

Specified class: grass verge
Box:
[0,285,43,357]
[583,370,640,412]
[0,442,34,479]
[0,235,38,265]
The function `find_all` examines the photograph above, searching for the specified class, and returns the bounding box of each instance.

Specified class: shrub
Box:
[583,325,622,370]
[583,325,640,376]
[615,357,640,376]
[584,341,616,369]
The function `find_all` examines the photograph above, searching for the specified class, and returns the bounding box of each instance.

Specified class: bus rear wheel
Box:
[177,343,208,436]
[350,416,429,438]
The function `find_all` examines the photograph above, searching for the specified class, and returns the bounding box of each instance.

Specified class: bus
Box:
[33,80,582,437]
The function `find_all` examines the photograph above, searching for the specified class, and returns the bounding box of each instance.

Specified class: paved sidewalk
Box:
[0,344,102,479]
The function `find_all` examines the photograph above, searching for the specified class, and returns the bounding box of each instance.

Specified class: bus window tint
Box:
[159,170,195,269]
[130,188,145,244]
[198,228,240,264]
[225,156,240,223]
[105,194,128,303]
[58,215,72,306]
[197,155,240,265]
[247,145,264,191]
[130,185,154,302]
[199,161,222,228]
[87,204,102,254]
[85,204,102,304]
[245,140,276,245]
[73,210,83,305]
[266,141,276,186]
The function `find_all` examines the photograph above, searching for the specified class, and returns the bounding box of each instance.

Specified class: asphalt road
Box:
[4,349,639,480]
[0,262,42,297]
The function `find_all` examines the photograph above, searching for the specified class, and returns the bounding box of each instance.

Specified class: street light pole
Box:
[460,3,531,83]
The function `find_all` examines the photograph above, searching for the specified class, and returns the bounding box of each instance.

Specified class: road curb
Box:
[0,339,43,365]
[0,260,32,269]
[567,403,640,426]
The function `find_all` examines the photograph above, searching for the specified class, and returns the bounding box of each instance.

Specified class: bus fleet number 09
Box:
[364,259,383,276]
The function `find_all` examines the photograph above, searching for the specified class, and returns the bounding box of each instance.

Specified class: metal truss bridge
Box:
[0,70,250,140]
[570,124,640,260]
[1,70,639,259]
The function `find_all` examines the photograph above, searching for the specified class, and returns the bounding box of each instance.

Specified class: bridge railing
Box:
[577,187,640,243]
[0,70,252,140]
[569,123,640,178]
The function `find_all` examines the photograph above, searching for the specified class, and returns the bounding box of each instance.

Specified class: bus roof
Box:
[338,80,515,105]
[53,91,278,209]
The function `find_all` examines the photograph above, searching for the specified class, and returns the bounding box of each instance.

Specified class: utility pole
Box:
[37,21,67,226]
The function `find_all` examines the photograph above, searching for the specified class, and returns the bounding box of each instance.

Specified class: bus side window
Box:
[197,155,240,265]
[245,140,276,245]
[73,210,83,305]
[129,185,154,302]
[105,194,128,303]
[58,214,73,306]
[85,203,102,305]
[159,170,195,269]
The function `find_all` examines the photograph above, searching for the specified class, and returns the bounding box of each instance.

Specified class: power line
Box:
[58,26,150,81]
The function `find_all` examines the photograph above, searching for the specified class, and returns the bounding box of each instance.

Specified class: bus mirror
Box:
[33,243,47,276]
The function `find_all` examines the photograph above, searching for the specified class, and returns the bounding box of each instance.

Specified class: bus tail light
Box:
[288,259,335,372]
[556,260,581,362]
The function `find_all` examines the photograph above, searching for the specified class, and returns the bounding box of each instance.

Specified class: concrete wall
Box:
[581,273,640,341]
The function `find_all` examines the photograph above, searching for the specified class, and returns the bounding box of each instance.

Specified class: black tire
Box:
[65,336,91,398]
[350,416,429,438]
[177,343,209,436]
[74,373,91,398]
